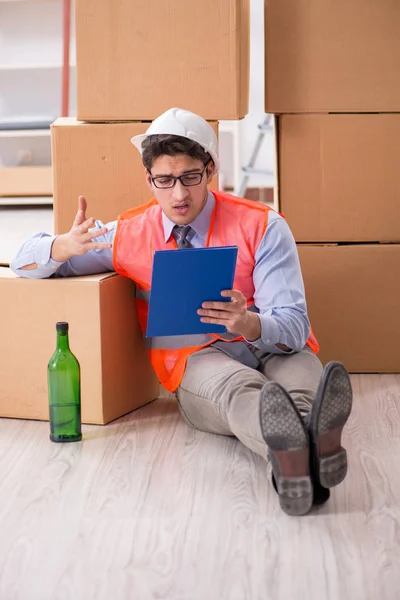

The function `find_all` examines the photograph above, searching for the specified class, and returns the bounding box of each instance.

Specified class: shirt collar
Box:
[162,190,215,243]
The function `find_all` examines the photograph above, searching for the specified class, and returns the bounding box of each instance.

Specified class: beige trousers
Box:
[176,345,323,462]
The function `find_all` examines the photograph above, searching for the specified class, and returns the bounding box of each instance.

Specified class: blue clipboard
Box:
[146,246,238,337]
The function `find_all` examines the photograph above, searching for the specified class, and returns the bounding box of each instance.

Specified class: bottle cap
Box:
[56,322,69,333]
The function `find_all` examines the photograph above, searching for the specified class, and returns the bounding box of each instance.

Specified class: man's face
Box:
[145,154,214,225]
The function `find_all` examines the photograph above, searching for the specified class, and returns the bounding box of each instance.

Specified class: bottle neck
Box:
[56,332,70,351]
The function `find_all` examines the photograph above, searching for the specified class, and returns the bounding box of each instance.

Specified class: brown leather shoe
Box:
[309,361,353,488]
[259,382,313,516]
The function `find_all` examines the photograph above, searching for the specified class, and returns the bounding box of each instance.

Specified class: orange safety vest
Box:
[113,190,320,392]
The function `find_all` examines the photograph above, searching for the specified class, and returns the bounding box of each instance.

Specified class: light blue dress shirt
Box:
[10,192,311,359]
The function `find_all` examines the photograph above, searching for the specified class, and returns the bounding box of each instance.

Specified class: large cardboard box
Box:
[298,244,400,373]
[277,114,400,243]
[0,269,159,424]
[265,0,400,113]
[75,0,249,121]
[0,166,52,197]
[51,118,219,234]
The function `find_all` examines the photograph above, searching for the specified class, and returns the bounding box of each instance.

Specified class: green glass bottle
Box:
[47,322,82,443]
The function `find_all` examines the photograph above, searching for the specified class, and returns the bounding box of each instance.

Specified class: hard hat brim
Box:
[130,132,220,176]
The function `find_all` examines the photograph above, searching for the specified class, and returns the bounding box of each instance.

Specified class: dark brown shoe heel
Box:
[310,362,353,488]
[260,382,313,516]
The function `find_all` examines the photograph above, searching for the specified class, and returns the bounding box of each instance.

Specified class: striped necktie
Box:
[173,225,193,249]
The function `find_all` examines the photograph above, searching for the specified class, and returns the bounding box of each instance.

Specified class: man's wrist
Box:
[239,311,261,342]
[51,235,69,263]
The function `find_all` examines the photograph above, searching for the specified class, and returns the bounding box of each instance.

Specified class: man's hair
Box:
[141,134,212,171]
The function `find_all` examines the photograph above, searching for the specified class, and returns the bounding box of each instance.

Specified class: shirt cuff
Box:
[244,313,292,353]
[33,236,64,271]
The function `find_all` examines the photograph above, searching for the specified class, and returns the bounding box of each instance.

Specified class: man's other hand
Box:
[51,196,112,263]
[197,289,261,341]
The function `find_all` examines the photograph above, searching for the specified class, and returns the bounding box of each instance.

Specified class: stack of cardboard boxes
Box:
[0,0,250,424]
[51,0,250,233]
[265,0,400,372]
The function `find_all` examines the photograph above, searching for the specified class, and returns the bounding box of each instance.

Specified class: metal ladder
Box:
[237,114,274,198]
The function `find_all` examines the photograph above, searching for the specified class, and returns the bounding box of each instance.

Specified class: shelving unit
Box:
[0,0,76,201]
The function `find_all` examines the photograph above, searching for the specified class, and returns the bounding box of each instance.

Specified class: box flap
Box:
[51,117,85,128]
[0,268,117,282]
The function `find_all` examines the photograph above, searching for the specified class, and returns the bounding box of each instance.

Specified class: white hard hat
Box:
[131,107,220,175]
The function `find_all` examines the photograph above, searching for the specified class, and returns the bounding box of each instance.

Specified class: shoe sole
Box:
[259,382,313,516]
[310,362,353,488]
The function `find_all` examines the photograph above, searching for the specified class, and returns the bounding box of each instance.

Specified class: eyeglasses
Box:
[150,160,210,189]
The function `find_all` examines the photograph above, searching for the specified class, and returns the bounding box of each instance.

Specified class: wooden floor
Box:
[0,374,399,600]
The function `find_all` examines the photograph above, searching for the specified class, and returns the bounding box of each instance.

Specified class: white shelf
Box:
[0,63,76,70]
[0,196,53,206]
[0,116,55,124]
[0,129,50,138]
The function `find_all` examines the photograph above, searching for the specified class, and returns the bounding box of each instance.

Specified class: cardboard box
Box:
[0,269,159,424]
[298,244,400,373]
[0,166,52,197]
[75,0,249,121]
[277,114,400,243]
[51,118,219,234]
[265,0,400,113]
